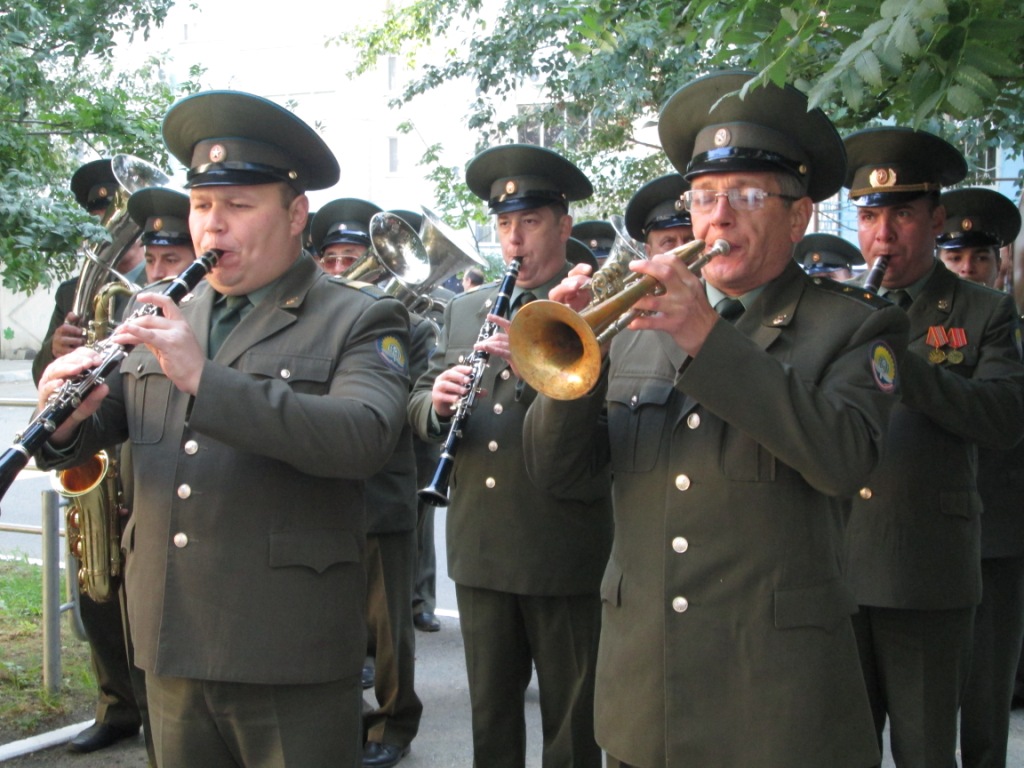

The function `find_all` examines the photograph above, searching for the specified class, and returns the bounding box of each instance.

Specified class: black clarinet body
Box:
[863,255,889,294]
[0,249,221,511]
[419,258,522,507]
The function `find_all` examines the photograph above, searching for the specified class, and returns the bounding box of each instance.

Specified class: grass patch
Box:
[0,556,95,742]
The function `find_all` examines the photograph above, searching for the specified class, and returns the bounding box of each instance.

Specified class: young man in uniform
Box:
[624,172,695,256]
[842,128,1024,768]
[409,144,613,768]
[35,90,411,767]
[936,188,1024,768]
[523,71,908,768]
[127,186,197,283]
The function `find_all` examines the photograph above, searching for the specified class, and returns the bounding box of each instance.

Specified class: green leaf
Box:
[945,84,985,115]
[961,41,1022,78]
[854,50,884,88]
[954,63,999,98]
[780,7,799,31]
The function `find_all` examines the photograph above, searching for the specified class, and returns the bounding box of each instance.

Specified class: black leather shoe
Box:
[67,721,139,753]
[413,611,441,632]
[362,741,410,767]
[362,663,375,689]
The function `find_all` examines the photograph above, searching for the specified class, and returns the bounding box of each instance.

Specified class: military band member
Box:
[127,186,198,283]
[30,158,148,756]
[310,197,383,276]
[571,219,615,263]
[936,188,1024,768]
[34,90,411,768]
[461,266,485,292]
[794,232,864,282]
[566,236,599,271]
[409,144,612,768]
[842,128,1024,768]
[524,71,906,767]
[624,172,695,255]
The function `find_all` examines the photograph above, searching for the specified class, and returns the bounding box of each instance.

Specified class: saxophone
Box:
[52,280,137,601]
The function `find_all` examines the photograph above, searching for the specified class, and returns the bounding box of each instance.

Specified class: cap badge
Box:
[209,144,227,163]
[869,167,896,188]
[961,217,973,231]
[798,163,808,175]
[505,180,518,195]
[98,186,109,199]
[288,170,298,180]
[589,239,599,248]
[713,128,731,147]
[153,218,164,231]
[812,252,822,263]
[674,197,685,211]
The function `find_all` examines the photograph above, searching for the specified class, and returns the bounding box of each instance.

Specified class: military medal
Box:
[946,327,967,364]
[927,326,948,363]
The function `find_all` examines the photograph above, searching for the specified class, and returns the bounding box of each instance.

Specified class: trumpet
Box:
[0,249,221,511]
[508,238,730,401]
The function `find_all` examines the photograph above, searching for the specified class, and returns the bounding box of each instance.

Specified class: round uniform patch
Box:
[376,335,408,374]
[870,341,897,393]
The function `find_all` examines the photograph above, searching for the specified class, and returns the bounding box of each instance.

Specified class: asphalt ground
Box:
[0,359,1022,766]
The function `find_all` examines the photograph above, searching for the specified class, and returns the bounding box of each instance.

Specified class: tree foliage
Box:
[343,0,1024,226]
[0,0,197,293]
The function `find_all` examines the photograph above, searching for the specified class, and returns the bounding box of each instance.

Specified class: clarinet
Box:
[0,249,221,510]
[419,258,521,507]
[863,255,889,294]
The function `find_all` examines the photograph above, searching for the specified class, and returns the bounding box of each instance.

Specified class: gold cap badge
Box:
[209,144,226,163]
[714,127,731,147]
[869,167,896,188]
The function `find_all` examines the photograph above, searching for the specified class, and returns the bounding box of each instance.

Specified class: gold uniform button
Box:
[672,596,689,613]
[686,413,700,429]
[488,441,499,452]
[672,537,689,553]
[173,532,188,548]
[859,487,873,500]
[493,403,504,415]
[280,369,292,379]
[500,369,511,380]
[485,477,496,489]
[177,484,192,499]
[183,440,199,455]
[675,475,691,491]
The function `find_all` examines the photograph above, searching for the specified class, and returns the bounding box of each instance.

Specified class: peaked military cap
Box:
[625,174,692,242]
[310,198,383,252]
[465,144,592,214]
[127,186,193,247]
[162,90,340,192]
[388,209,425,234]
[794,233,864,275]
[571,220,615,260]
[659,71,846,203]
[70,158,118,212]
[843,127,967,207]
[566,237,599,271]
[937,188,1021,250]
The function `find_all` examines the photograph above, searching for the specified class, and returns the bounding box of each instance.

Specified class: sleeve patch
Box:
[870,341,897,393]
[376,335,408,374]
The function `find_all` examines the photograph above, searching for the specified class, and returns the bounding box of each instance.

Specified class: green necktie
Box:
[716,297,745,322]
[886,289,913,310]
[511,291,536,317]
[209,295,249,356]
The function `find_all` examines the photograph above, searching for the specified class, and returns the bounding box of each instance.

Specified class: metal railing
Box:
[0,396,87,696]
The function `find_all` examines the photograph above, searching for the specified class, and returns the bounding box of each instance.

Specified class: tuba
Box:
[369,206,488,315]
[55,154,170,601]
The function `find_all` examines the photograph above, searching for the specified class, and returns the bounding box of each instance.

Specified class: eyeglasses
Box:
[680,188,799,213]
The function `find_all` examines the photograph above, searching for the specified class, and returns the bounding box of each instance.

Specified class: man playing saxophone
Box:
[409,144,612,768]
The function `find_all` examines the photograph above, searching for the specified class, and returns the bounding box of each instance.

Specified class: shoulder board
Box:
[809,276,891,309]
[327,275,389,299]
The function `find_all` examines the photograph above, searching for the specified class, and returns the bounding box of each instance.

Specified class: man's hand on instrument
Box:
[37,346,109,446]
[111,293,205,396]
[549,263,594,311]
[432,364,474,419]
[51,312,86,358]
[627,253,719,358]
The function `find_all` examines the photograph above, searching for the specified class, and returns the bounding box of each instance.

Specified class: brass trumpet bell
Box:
[509,238,728,401]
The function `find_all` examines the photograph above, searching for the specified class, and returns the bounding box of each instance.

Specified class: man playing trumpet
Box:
[522,72,909,767]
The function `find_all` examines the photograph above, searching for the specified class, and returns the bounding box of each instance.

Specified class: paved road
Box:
[1,360,1022,766]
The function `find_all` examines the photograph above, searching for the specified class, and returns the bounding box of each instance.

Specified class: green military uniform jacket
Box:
[408,265,613,596]
[525,260,907,767]
[845,261,1024,609]
[42,253,411,685]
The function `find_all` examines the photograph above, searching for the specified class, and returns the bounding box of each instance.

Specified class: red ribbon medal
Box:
[946,327,967,364]
[926,326,949,363]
